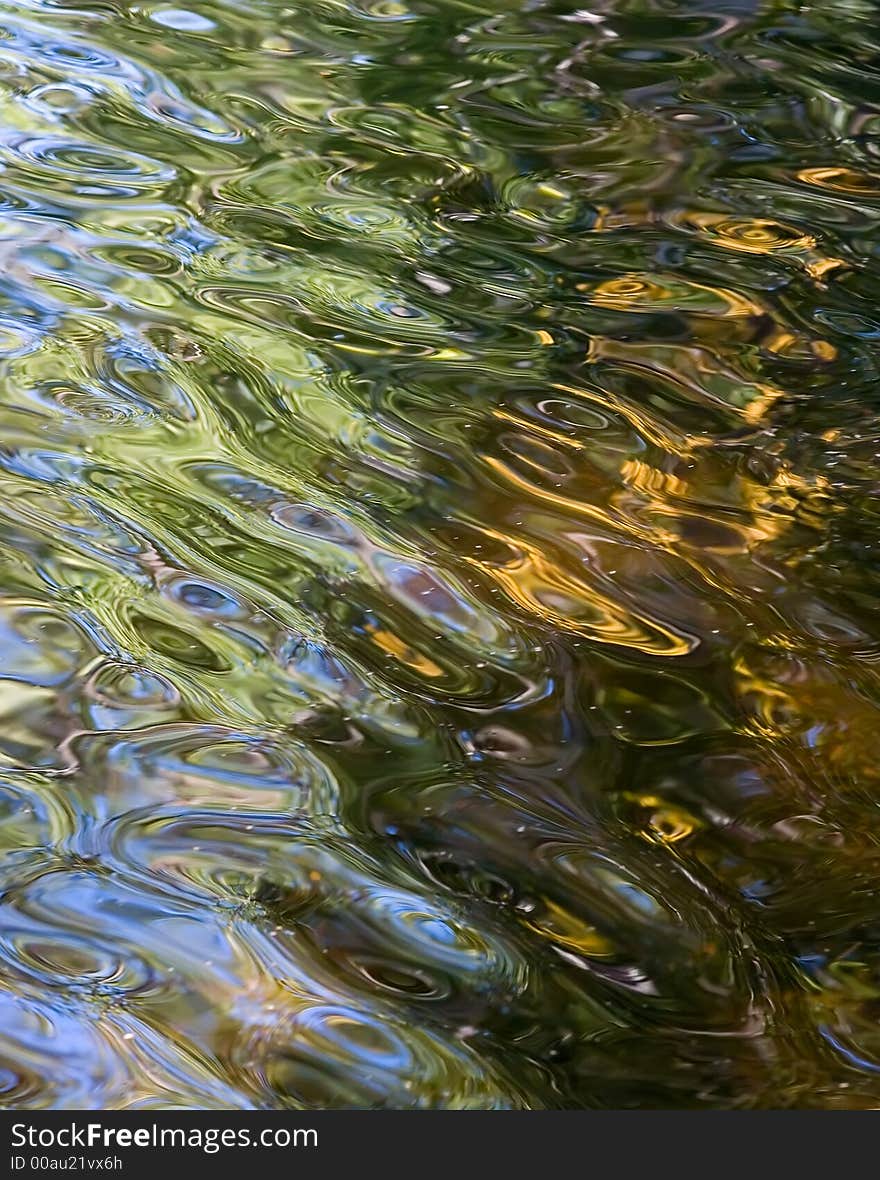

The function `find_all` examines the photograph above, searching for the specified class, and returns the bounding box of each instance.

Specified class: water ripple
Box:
[0,0,878,1111]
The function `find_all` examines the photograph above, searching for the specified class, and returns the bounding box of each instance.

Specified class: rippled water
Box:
[3,0,880,1110]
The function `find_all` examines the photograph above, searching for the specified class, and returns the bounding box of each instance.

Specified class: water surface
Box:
[0,0,879,1109]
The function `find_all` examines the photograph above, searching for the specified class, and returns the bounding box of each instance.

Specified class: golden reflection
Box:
[797,165,880,193]
[621,794,699,845]
[619,447,835,555]
[805,256,848,282]
[466,525,696,655]
[491,407,585,452]
[481,454,681,551]
[619,458,689,499]
[646,808,695,845]
[585,337,788,423]
[524,898,614,957]
[733,649,801,738]
[367,625,445,677]
[763,329,798,354]
[742,385,785,425]
[812,340,838,361]
[583,273,766,318]
[762,331,838,362]
[670,211,816,253]
[551,380,692,452]
[741,467,835,535]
